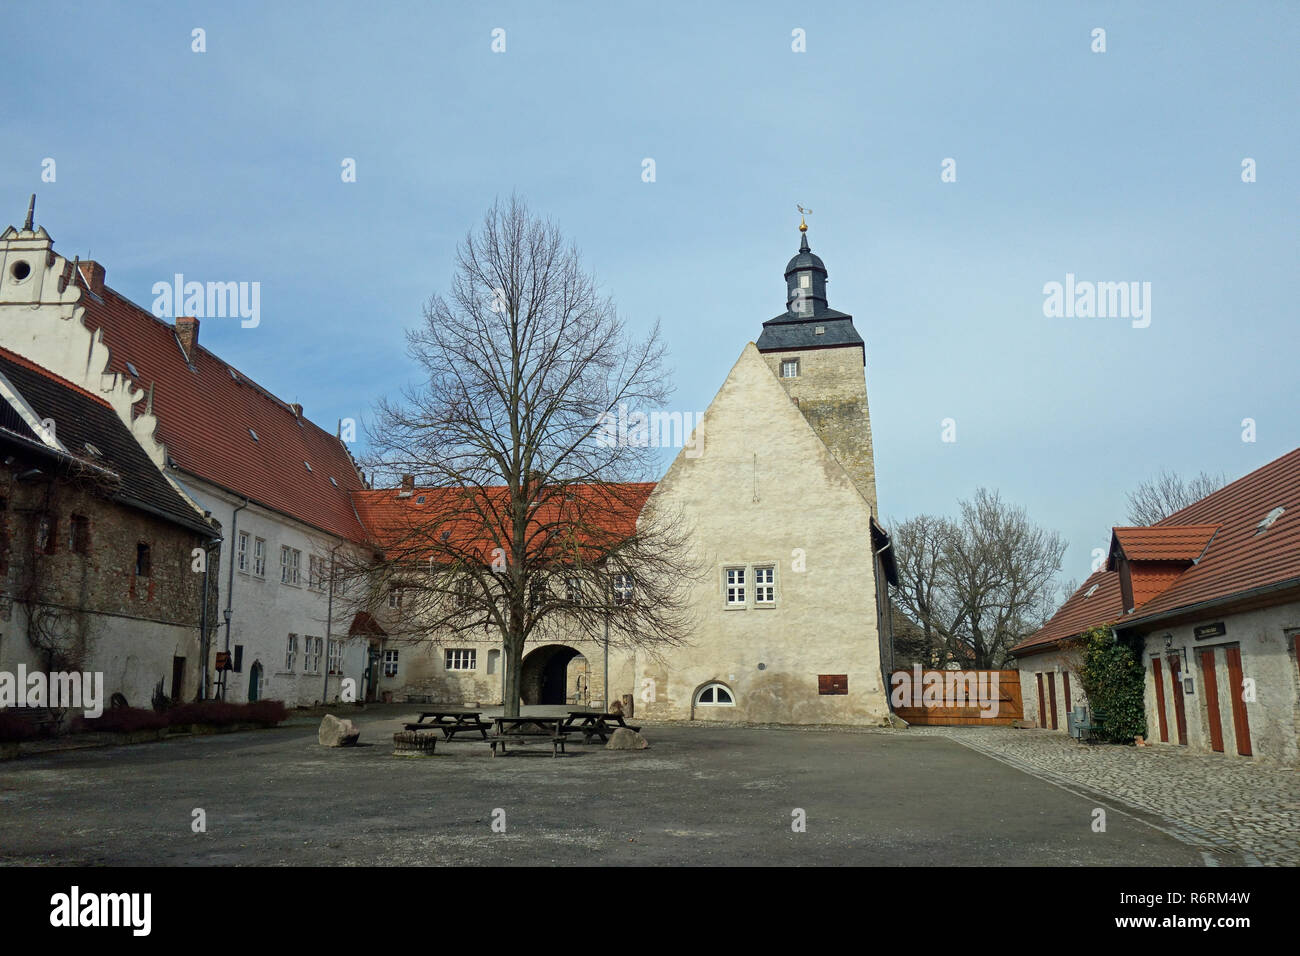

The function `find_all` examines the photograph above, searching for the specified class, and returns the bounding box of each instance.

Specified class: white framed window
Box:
[383,649,399,678]
[798,273,811,289]
[237,531,249,573]
[327,638,343,675]
[612,573,633,605]
[445,648,476,671]
[308,554,326,590]
[285,633,298,672]
[565,576,581,603]
[755,565,775,604]
[304,637,322,675]
[253,537,266,577]
[781,359,799,378]
[281,546,301,585]
[453,577,473,608]
[695,682,735,707]
[388,588,402,610]
[725,567,746,606]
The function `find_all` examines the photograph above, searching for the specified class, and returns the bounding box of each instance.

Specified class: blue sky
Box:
[2,1,1296,582]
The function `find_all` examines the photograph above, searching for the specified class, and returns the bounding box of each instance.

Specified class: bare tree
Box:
[345,196,697,715]
[1125,469,1228,525]
[890,489,1067,668]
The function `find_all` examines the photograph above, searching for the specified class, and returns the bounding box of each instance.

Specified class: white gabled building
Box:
[0,203,373,706]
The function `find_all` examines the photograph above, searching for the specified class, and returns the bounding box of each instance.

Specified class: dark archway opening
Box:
[520,644,586,706]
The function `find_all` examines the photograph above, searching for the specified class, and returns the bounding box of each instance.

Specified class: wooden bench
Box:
[488,728,570,757]
[488,723,569,759]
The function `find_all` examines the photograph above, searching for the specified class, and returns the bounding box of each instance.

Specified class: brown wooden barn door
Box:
[1198,648,1224,753]
[1047,673,1058,729]
[1036,674,1046,728]
[1167,653,1189,745]
[1151,658,1169,743]
[1224,645,1253,756]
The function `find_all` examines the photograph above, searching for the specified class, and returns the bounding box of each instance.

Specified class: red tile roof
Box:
[353,482,655,562]
[1011,569,1124,656]
[1126,448,1300,621]
[1108,525,1220,564]
[1013,447,1300,654]
[74,269,368,543]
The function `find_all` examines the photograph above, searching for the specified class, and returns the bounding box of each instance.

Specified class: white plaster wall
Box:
[1138,602,1300,764]
[190,481,366,707]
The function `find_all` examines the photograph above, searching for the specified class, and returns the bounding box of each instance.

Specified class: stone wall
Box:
[760,345,878,517]
[0,458,208,706]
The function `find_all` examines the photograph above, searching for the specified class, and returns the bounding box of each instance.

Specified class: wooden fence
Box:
[890,669,1022,726]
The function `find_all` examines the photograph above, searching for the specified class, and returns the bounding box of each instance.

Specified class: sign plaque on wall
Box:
[1194,622,1227,641]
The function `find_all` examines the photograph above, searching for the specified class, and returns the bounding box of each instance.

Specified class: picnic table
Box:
[561,711,641,744]
[488,716,569,757]
[404,710,491,740]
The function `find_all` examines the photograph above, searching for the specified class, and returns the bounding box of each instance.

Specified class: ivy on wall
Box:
[1077,625,1148,744]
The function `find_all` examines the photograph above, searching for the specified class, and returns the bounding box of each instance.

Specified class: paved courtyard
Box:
[3,708,1285,866]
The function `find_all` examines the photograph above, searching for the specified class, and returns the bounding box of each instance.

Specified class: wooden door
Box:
[1047,674,1058,730]
[171,656,185,701]
[1063,672,1072,713]
[1198,648,1224,753]
[1036,674,1046,728]
[1151,658,1169,743]
[1168,653,1189,745]
[1224,645,1253,756]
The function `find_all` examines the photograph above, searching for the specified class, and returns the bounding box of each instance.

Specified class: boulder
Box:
[318,714,361,747]
[605,728,649,750]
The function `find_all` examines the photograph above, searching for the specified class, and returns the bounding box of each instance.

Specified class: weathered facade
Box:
[360,225,898,724]
[0,204,370,706]
[0,346,218,706]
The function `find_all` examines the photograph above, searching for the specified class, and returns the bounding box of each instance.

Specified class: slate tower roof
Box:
[756,223,865,357]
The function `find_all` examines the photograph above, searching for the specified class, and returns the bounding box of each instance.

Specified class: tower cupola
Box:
[784,220,828,316]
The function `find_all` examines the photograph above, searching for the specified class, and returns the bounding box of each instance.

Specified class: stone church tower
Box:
[607,220,896,726]
[756,221,879,518]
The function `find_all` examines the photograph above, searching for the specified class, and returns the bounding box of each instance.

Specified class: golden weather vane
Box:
[796,204,811,232]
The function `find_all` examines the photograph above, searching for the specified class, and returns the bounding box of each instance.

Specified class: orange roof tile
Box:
[1108,524,1220,565]
[353,482,654,563]
[1011,569,1124,656]
[1014,447,1300,651]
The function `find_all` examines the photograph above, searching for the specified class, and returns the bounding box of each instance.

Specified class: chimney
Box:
[290,402,303,418]
[176,316,199,362]
[77,260,105,294]
[401,474,415,491]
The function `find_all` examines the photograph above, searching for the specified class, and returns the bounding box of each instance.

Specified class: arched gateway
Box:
[519,644,589,706]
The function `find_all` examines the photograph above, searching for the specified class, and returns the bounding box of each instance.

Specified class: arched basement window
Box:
[695,682,735,707]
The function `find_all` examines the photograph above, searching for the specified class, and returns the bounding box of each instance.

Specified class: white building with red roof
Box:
[0,203,372,707]
[1011,448,1300,763]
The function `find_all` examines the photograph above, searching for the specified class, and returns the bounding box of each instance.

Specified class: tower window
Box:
[781,359,799,378]
[799,274,811,289]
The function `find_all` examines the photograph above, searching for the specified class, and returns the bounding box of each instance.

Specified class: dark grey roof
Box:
[755,308,864,353]
[0,352,216,536]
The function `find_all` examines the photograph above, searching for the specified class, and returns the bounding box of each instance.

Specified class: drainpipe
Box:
[322,542,342,705]
[222,497,249,700]
[197,534,220,699]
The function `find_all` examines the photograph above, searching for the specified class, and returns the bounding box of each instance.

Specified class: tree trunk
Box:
[503,636,524,717]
